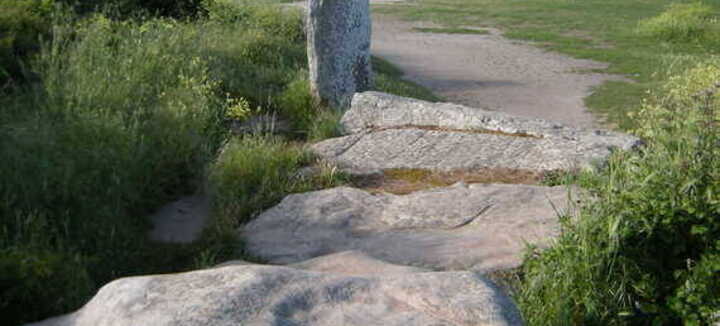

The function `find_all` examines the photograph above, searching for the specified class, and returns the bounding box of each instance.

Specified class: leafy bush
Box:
[0,245,92,325]
[199,1,306,114]
[203,0,304,41]
[637,2,719,43]
[276,72,319,132]
[307,109,344,141]
[63,0,207,18]
[0,14,227,324]
[0,0,54,87]
[669,246,720,325]
[518,60,720,325]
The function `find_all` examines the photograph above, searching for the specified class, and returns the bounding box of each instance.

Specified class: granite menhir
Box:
[307,0,372,110]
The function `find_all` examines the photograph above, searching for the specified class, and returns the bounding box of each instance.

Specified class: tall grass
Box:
[518,60,720,325]
[0,1,310,323]
[1,13,228,324]
[207,135,348,227]
[636,2,719,44]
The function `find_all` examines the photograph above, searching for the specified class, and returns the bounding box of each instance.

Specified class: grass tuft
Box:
[413,27,489,35]
[636,2,719,43]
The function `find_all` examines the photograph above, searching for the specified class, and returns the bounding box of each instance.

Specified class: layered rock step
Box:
[243,183,571,272]
[27,251,522,326]
[311,92,640,175]
[243,92,636,272]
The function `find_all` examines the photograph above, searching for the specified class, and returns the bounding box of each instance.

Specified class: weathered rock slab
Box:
[27,251,523,326]
[313,128,617,174]
[308,0,372,110]
[311,92,640,174]
[243,183,571,272]
[343,92,635,143]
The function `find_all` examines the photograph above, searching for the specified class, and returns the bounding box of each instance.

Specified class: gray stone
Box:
[312,128,616,174]
[243,183,572,272]
[343,92,636,143]
[308,0,372,110]
[27,251,523,326]
[311,92,640,174]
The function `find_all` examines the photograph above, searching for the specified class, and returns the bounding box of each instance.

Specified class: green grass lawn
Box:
[374,0,720,130]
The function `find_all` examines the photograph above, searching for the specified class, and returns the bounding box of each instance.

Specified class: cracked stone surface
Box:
[26,251,523,326]
[311,92,640,175]
[243,183,572,272]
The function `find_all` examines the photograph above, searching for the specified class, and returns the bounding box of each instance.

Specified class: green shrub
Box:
[518,60,720,325]
[276,72,319,132]
[199,1,305,111]
[0,14,227,324]
[669,245,720,325]
[0,246,92,325]
[637,2,719,43]
[64,0,207,18]
[0,0,54,87]
[308,109,344,141]
[203,0,304,41]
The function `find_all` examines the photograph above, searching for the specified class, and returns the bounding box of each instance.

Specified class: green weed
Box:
[519,59,720,325]
[307,109,344,141]
[637,2,719,43]
[207,135,348,225]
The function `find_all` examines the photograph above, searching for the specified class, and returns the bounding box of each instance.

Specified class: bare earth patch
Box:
[148,195,210,244]
[354,168,543,194]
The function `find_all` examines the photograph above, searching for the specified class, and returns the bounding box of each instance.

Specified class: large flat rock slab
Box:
[27,251,523,326]
[243,183,570,272]
[313,128,615,174]
[343,92,635,142]
[311,92,639,174]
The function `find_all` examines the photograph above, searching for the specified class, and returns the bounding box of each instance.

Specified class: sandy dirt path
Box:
[371,10,624,128]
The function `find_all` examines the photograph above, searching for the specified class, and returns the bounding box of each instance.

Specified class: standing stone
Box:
[307,0,372,111]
